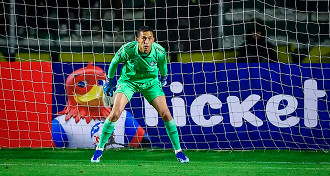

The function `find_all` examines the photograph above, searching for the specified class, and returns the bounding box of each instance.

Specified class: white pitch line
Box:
[2,159,329,165]
[1,161,330,170]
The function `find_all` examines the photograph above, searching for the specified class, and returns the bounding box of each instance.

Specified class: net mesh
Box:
[0,0,329,150]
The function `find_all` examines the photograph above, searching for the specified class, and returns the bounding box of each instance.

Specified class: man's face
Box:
[136,31,154,54]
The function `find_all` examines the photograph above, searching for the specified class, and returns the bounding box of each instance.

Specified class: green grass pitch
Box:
[1,148,330,176]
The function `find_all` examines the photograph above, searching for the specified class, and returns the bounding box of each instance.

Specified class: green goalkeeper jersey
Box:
[108,41,168,83]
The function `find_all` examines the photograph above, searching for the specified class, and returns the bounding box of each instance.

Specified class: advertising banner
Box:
[0,62,53,148]
[52,62,330,150]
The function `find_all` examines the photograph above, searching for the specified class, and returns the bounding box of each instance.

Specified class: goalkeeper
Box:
[91,26,189,163]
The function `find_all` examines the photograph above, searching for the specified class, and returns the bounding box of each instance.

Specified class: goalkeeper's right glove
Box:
[103,77,113,97]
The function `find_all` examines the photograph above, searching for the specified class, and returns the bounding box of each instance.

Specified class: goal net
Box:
[0,0,329,150]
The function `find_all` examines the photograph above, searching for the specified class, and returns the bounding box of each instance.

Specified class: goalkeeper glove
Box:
[159,75,167,87]
[103,77,114,97]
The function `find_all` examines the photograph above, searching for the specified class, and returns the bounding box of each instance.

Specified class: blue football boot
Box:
[91,150,103,163]
[176,151,189,163]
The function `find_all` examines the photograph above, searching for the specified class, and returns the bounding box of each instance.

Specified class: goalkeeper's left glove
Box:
[159,75,167,87]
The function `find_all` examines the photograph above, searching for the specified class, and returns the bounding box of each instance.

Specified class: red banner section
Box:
[0,62,52,148]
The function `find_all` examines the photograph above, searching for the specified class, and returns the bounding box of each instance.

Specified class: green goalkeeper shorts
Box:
[115,78,165,103]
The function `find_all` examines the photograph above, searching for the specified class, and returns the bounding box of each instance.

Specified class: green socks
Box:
[98,119,181,151]
[164,119,181,150]
[97,119,116,149]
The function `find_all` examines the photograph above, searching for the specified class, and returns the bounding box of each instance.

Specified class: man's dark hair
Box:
[136,26,154,37]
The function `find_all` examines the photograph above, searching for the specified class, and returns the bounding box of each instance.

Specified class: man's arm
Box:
[158,52,168,77]
[103,47,125,97]
[158,52,168,86]
[108,47,125,79]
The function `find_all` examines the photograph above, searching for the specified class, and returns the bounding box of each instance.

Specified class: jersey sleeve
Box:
[158,51,168,77]
[108,46,126,79]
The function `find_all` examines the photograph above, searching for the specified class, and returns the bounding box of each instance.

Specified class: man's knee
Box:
[159,109,172,121]
[108,109,123,122]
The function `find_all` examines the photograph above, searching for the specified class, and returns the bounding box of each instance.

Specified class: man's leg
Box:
[91,93,128,162]
[151,96,181,150]
[151,96,189,163]
[97,93,128,149]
